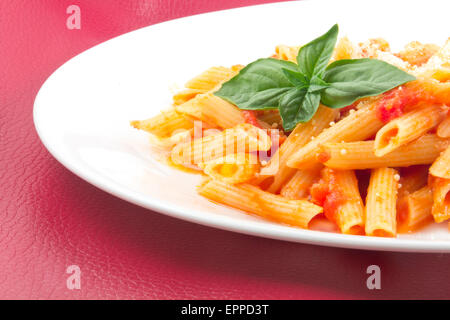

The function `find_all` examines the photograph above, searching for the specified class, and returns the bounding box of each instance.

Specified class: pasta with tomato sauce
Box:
[131,32,450,237]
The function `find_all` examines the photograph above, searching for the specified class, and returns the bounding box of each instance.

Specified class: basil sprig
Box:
[215,24,416,131]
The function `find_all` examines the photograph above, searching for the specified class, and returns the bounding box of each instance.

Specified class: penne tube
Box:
[365,168,399,237]
[185,66,238,91]
[148,128,193,149]
[431,177,450,223]
[261,106,338,192]
[173,88,204,106]
[390,78,450,110]
[333,170,365,235]
[437,115,450,138]
[198,179,322,228]
[374,104,447,156]
[199,153,260,184]
[176,92,244,129]
[171,123,271,167]
[130,109,193,138]
[411,78,450,105]
[310,168,365,235]
[318,134,450,170]
[397,186,433,232]
[280,164,322,200]
[430,146,450,179]
[287,101,384,169]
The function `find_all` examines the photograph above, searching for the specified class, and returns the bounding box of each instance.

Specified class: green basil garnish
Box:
[297,24,338,79]
[321,58,416,108]
[215,24,416,131]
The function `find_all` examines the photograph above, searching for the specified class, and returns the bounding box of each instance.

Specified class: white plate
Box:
[34,0,450,252]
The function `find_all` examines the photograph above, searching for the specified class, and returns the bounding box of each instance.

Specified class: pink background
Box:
[1,0,449,299]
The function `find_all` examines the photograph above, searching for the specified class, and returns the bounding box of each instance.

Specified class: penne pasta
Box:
[132,31,450,237]
[173,88,204,106]
[397,186,434,232]
[365,168,399,237]
[431,177,450,223]
[333,170,365,235]
[403,78,450,106]
[437,115,450,138]
[130,109,193,138]
[176,93,245,128]
[311,168,365,235]
[199,153,260,184]
[318,134,449,170]
[261,106,338,193]
[198,179,323,228]
[310,168,365,235]
[171,123,271,167]
[185,66,239,91]
[430,146,450,179]
[287,101,384,169]
[148,128,193,149]
[280,164,322,200]
[374,104,447,156]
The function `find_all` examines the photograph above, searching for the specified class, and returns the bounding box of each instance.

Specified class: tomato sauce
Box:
[339,102,358,114]
[316,151,331,163]
[376,86,418,123]
[242,110,262,128]
[310,169,346,222]
[376,79,449,123]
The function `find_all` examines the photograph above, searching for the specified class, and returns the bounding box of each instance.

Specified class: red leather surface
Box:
[1,0,449,300]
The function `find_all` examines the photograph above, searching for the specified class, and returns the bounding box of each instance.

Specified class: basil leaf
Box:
[279,88,321,131]
[215,58,299,109]
[308,75,330,93]
[282,68,309,87]
[297,24,338,78]
[215,24,415,132]
[321,59,416,108]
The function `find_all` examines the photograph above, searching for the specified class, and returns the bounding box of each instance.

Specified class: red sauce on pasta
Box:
[316,151,331,163]
[376,79,449,123]
[242,110,262,128]
[310,169,346,222]
[339,102,358,114]
[310,180,328,205]
[376,86,417,123]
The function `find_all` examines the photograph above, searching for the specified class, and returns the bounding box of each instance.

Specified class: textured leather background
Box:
[1,0,449,299]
